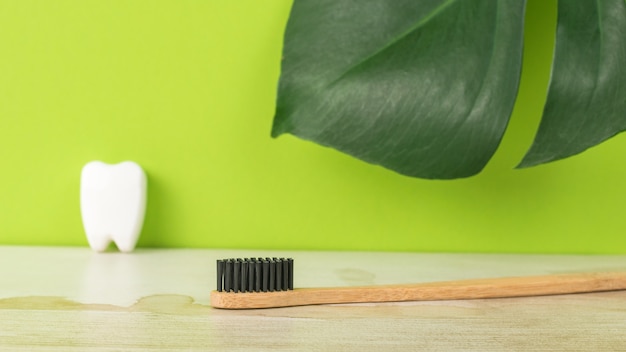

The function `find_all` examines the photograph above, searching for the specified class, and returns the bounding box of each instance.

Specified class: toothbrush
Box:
[210,258,626,309]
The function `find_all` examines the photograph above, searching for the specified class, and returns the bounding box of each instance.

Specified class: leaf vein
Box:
[326,0,458,88]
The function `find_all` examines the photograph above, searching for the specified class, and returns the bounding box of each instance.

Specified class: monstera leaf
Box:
[519,0,626,167]
[271,0,626,179]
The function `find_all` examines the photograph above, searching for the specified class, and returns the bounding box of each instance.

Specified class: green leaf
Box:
[519,0,626,167]
[272,0,526,179]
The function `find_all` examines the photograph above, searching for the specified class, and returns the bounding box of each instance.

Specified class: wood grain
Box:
[211,272,626,309]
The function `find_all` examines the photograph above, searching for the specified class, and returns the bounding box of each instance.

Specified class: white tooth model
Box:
[80,161,147,252]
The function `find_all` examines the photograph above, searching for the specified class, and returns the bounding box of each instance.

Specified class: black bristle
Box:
[255,259,262,292]
[262,260,269,292]
[248,259,254,292]
[233,259,241,293]
[217,260,224,292]
[225,259,233,292]
[282,259,289,291]
[288,258,294,290]
[269,260,276,292]
[275,258,283,291]
[216,257,294,293]
[241,261,248,292]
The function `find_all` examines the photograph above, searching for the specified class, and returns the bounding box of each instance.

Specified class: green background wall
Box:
[1,0,625,253]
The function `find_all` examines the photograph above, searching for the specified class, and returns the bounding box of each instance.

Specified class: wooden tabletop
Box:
[1,246,625,351]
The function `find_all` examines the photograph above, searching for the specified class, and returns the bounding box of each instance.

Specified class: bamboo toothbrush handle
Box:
[211,272,626,309]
